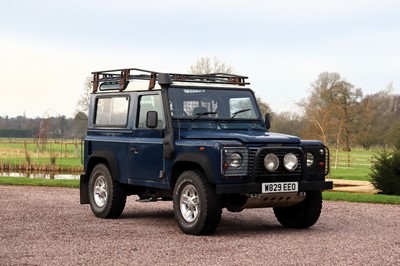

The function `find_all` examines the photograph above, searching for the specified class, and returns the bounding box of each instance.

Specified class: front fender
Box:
[173,152,218,183]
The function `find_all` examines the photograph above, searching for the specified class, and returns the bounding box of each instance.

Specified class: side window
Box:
[94,96,129,126]
[137,94,165,129]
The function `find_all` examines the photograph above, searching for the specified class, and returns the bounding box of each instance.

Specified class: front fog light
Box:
[284,153,298,171]
[230,152,243,168]
[264,153,279,172]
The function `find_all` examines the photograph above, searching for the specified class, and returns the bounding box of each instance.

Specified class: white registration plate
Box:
[262,182,298,193]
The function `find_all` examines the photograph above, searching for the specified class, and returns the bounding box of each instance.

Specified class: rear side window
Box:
[94,96,129,126]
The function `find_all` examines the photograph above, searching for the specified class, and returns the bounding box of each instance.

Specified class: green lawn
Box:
[329,168,372,181]
[0,176,79,188]
[0,138,83,171]
[328,148,378,181]
[323,191,400,205]
[2,157,82,166]
[1,144,399,204]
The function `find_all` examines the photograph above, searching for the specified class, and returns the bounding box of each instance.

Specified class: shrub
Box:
[370,149,400,195]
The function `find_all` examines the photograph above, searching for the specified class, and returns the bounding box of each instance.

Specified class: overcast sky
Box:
[1,0,399,118]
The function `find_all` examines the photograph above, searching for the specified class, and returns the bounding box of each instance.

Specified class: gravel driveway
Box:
[0,185,399,265]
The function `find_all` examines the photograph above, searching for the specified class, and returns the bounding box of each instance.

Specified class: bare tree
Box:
[356,83,400,148]
[256,97,272,116]
[190,57,234,74]
[300,72,362,150]
[271,111,305,137]
[298,96,338,144]
[76,76,92,115]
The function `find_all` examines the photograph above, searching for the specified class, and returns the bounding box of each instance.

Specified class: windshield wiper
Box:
[227,109,251,122]
[192,112,217,121]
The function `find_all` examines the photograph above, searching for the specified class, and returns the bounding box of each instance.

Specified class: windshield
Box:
[168,86,263,130]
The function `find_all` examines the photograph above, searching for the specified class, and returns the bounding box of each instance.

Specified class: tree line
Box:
[270,73,400,150]
[0,114,87,139]
[2,58,399,151]
[190,57,400,150]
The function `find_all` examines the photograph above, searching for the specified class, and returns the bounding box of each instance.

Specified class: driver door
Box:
[129,93,165,182]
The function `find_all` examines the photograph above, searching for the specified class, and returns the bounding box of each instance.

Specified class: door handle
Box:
[130,147,139,154]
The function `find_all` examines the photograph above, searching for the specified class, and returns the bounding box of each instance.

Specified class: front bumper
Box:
[216,180,333,194]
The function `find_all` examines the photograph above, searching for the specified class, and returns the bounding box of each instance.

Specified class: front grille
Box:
[249,147,303,177]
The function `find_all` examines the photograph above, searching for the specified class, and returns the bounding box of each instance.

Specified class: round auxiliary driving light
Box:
[264,153,279,172]
[306,152,314,167]
[284,153,298,171]
[230,153,243,168]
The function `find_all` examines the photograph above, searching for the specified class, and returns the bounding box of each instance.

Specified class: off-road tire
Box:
[273,191,322,229]
[88,163,126,218]
[173,170,222,235]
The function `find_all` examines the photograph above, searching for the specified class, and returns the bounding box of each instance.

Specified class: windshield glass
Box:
[168,87,263,130]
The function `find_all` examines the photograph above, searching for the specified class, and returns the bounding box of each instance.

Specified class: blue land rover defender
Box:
[80,68,333,235]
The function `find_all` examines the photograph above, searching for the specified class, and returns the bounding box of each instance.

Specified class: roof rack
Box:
[91,68,249,93]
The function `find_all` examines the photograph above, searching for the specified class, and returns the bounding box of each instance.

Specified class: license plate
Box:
[262,182,298,193]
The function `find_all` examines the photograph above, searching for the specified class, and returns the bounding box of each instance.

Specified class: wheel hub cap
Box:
[94,175,107,208]
[180,184,199,223]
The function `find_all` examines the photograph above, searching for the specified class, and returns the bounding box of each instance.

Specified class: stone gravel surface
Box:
[0,185,399,265]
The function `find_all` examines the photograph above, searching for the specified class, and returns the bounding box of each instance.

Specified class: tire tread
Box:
[273,191,322,229]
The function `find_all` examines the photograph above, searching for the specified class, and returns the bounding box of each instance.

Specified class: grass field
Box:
[0,176,79,188]
[322,191,400,204]
[0,139,388,182]
[2,140,399,204]
[1,157,82,169]
[328,148,384,181]
[329,168,372,181]
[0,138,83,172]
[0,140,383,181]
[0,138,81,156]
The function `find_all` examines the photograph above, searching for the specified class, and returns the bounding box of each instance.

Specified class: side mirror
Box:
[265,113,271,130]
[146,111,158,128]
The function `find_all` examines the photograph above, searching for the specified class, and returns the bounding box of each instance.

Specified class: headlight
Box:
[283,153,298,171]
[221,147,248,176]
[306,152,314,167]
[230,152,242,168]
[264,153,279,172]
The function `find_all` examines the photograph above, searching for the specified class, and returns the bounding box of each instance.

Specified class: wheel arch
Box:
[87,150,120,181]
[80,150,120,204]
[171,152,215,189]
